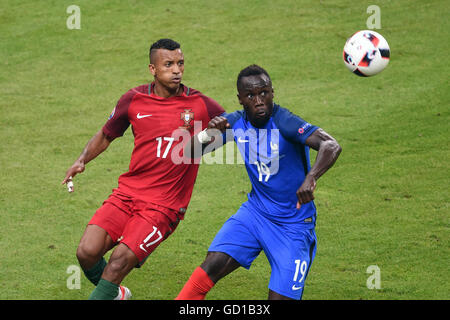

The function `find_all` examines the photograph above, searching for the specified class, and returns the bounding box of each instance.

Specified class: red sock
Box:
[175,267,215,300]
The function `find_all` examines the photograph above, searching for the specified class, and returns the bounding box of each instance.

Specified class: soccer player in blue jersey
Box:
[176,64,342,300]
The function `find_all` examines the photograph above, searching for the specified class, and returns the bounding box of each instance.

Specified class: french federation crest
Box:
[180,109,194,129]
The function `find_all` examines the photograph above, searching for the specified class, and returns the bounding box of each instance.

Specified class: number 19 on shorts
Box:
[292,259,308,290]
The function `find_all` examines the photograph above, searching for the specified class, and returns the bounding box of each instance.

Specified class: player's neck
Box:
[152,82,183,99]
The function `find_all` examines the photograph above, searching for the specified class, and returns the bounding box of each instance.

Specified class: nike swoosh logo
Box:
[237,137,249,143]
[137,113,152,119]
[292,284,303,291]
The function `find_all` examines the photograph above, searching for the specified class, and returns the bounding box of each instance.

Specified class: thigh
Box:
[208,204,261,270]
[88,194,133,243]
[120,209,180,266]
[78,196,132,268]
[78,224,116,256]
[263,226,317,300]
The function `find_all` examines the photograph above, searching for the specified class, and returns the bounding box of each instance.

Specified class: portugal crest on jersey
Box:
[180,109,194,129]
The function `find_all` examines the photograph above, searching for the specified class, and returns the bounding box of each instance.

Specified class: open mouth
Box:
[255,107,267,117]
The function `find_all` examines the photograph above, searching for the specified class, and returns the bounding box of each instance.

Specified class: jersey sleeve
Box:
[102,89,135,139]
[273,105,319,145]
[198,94,226,119]
[222,110,245,143]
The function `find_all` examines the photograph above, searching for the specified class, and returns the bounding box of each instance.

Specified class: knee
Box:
[76,225,112,265]
[201,252,240,282]
[76,242,102,265]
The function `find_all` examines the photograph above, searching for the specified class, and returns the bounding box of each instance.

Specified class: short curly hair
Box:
[236,64,271,90]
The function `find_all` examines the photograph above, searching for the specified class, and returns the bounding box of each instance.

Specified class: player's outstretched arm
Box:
[296,128,342,207]
[185,116,229,159]
[61,129,114,191]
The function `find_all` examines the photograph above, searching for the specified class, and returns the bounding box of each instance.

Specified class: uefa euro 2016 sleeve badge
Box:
[180,109,194,129]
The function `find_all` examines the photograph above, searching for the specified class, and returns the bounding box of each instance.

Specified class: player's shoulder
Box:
[119,84,149,100]
[272,103,301,122]
[185,85,225,118]
[272,103,318,143]
[224,109,245,127]
[114,84,149,110]
[124,84,149,95]
[185,86,213,102]
[183,85,200,97]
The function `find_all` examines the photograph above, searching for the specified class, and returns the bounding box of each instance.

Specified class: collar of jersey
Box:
[148,82,189,99]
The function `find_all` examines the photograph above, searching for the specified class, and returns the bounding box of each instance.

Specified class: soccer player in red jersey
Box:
[62,39,227,300]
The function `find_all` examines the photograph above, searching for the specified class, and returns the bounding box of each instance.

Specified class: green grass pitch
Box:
[0,0,448,300]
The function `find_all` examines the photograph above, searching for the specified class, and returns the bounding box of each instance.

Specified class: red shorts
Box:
[89,192,181,264]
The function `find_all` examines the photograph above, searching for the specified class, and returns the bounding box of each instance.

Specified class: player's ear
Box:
[237,93,243,106]
[149,64,156,76]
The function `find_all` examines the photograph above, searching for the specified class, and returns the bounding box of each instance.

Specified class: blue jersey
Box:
[224,103,319,224]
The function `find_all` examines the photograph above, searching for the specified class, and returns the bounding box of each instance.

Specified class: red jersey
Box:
[102,83,225,217]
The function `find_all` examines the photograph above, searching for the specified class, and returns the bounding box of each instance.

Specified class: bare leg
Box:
[200,251,241,283]
[101,243,139,284]
[76,224,116,270]
[268,289,294,300]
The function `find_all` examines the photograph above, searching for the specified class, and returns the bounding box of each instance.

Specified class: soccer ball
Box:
[343,30,390,77]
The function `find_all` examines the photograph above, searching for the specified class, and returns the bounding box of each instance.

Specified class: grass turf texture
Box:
[0,0,448,300]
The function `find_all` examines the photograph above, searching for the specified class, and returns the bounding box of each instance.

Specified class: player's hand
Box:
[207,116,229,133]
[61,160,85,192]
[296,174,316,209]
